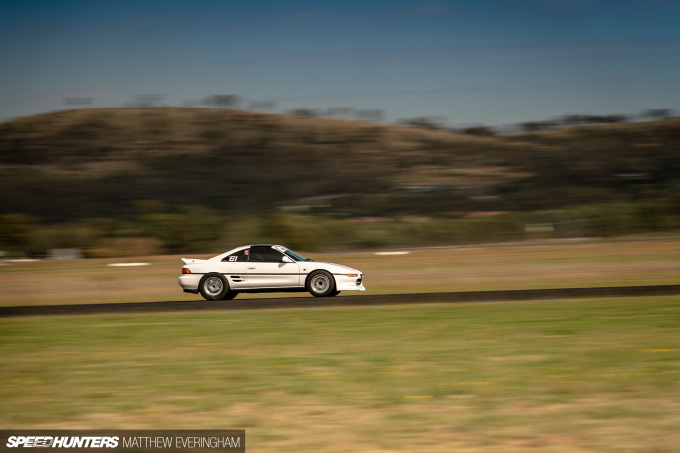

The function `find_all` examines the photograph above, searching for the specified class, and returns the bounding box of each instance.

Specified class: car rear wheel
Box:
[199,273,229,301]
[307,270,336,297]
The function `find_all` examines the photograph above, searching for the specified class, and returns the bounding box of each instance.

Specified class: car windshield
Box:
[284,249,312,262]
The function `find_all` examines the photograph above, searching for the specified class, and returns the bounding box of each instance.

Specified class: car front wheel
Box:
[307,270,336,297]
[199,273,229,301]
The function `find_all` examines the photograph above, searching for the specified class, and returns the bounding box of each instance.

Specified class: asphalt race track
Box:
[1,285,680,317]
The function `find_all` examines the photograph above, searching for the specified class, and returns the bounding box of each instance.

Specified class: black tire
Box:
[199,273,229,301]
[307,270,336,297]
[222,291,238,300]
[329,290,340,297]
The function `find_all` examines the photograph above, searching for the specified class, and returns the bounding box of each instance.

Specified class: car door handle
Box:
[247,266,256,270]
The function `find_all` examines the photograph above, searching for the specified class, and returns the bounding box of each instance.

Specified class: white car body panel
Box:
[245,261,301,288]
[178,245,365,299]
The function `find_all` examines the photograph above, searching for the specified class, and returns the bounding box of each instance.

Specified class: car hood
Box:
[305,261,362,275]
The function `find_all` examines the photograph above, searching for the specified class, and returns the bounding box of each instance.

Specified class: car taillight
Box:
[182,268,191,274]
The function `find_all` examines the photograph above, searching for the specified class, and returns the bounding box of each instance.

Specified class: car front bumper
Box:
[334,273,366,292]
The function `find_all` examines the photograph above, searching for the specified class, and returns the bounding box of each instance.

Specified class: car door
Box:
[214,248,249,290]
[246,245,301,288]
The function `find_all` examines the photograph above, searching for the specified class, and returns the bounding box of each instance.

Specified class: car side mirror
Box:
[282,256,294,263]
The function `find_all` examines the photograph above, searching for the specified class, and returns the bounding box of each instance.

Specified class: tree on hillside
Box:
[204,95,243,109]
[641,109,675,120]
[288,109,319,117]
[461,125,495,136]
[521,120,559,133]
[398,116,447,130]
[559,114,629,126]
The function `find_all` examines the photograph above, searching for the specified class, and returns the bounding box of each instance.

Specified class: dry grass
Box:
[1,238,679,306]
[1,296,679,452]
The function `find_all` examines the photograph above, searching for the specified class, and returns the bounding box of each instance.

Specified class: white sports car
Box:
[178,244,366,300]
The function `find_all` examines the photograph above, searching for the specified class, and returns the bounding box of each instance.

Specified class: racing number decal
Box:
[228,256,238,262]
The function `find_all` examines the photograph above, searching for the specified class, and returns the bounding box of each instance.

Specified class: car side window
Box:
[223,249,248,262]
[248,246,285,263]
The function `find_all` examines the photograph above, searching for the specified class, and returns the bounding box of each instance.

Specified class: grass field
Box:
[1,238,680,306]
[1,296,679,452]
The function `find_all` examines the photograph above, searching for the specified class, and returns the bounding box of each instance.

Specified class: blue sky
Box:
[1,0,679,125]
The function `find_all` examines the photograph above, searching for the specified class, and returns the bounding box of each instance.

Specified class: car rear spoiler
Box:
[181,258,207,264]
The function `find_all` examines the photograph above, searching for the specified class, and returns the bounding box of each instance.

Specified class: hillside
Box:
[0,108,528,218]
[2,108,680,218]
[1,108,679,253]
